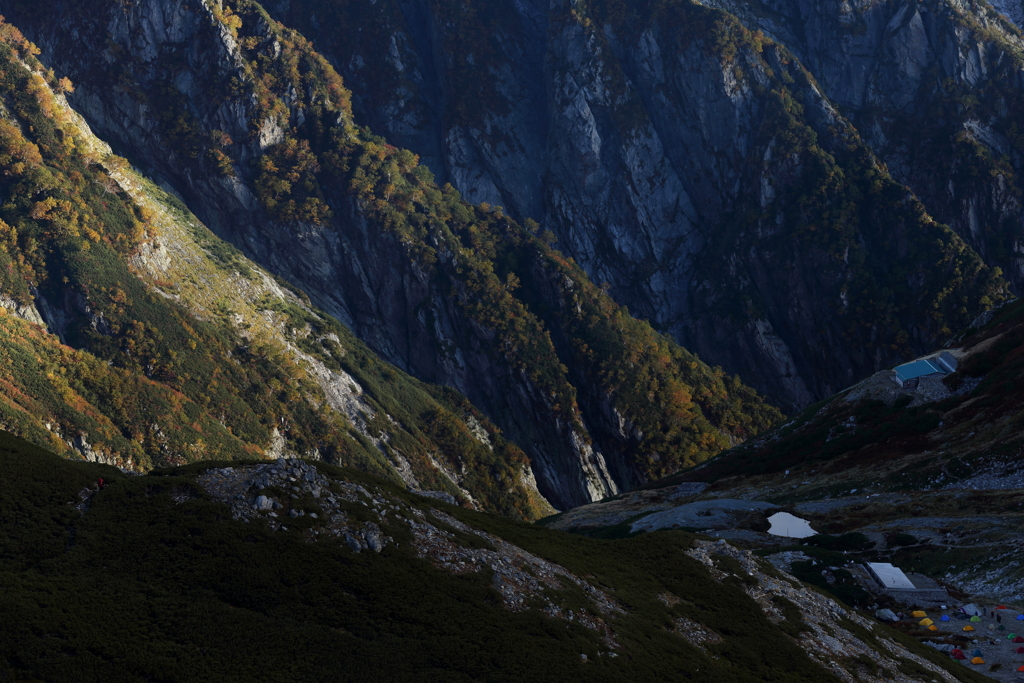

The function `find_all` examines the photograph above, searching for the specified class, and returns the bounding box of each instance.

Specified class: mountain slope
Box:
[678,296,1024,492]
[0,429,991,683]
[249,0,1011,411]
[0,0,782,508]
[701,0,1024,299]
[0,19,554,519]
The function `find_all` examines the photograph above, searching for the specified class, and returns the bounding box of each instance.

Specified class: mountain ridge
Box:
[246,0,1014,412]
[0,18,558,519]
[0,0,782,510]
[0,2,1021,678]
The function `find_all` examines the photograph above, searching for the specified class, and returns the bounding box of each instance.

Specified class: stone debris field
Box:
[185,458,999,682]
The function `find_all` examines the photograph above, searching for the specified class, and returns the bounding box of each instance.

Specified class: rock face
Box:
[6,0,786,510]
[0,22,562,519]
[989,0,1024,28]
[257,0,1010,411]
[700,0,1024,297]
[5,0,1009,506]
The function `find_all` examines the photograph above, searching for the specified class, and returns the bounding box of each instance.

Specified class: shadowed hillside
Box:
[0,429,989,683]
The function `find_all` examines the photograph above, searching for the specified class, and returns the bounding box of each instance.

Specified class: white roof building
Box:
[866,562,917,590]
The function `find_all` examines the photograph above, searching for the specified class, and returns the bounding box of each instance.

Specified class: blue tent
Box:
[940,615,950,621]
[1017,615,1024,621]
[972,649,983,658]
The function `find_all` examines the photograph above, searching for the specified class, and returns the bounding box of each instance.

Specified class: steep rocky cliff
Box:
[700,0,1024,299]
[0,19,557,519]
[991,0,1024,27]
[4,0,1013,504]
[235,0,1011,413]
[0,0,782,509]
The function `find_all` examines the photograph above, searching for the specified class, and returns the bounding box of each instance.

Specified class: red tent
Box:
[1015,646,1024,654]
[951,649,966,660]
[1014,636,1024,643]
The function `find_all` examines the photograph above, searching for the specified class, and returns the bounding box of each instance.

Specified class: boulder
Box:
[344,532,364,553]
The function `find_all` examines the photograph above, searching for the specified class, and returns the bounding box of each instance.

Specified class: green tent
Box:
[970,616,982,622]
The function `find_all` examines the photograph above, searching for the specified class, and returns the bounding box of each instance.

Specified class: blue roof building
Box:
[893,352,958,387]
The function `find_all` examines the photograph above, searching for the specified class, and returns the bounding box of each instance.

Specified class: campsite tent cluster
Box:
[914,612,940,632]
[904,605,1024,670]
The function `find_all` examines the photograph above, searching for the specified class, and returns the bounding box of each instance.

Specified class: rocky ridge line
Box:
[196,458,622,647]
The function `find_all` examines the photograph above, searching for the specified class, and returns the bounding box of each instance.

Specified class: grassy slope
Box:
[0,430,989,683]
[0,20,550,520]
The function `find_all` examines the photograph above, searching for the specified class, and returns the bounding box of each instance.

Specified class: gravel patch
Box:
[631,499,777,533]
[944,460,1024,492]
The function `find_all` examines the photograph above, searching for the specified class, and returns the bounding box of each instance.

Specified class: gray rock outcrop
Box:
[8,0,628,508]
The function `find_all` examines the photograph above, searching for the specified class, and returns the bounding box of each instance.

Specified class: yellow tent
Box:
[911,610,927,618]
[919,618,934,626]
[971,657,985,664]
[964,625,975,632]
[927,625,938,631]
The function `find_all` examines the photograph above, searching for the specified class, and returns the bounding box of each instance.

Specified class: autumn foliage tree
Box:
[255,138,332,224]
